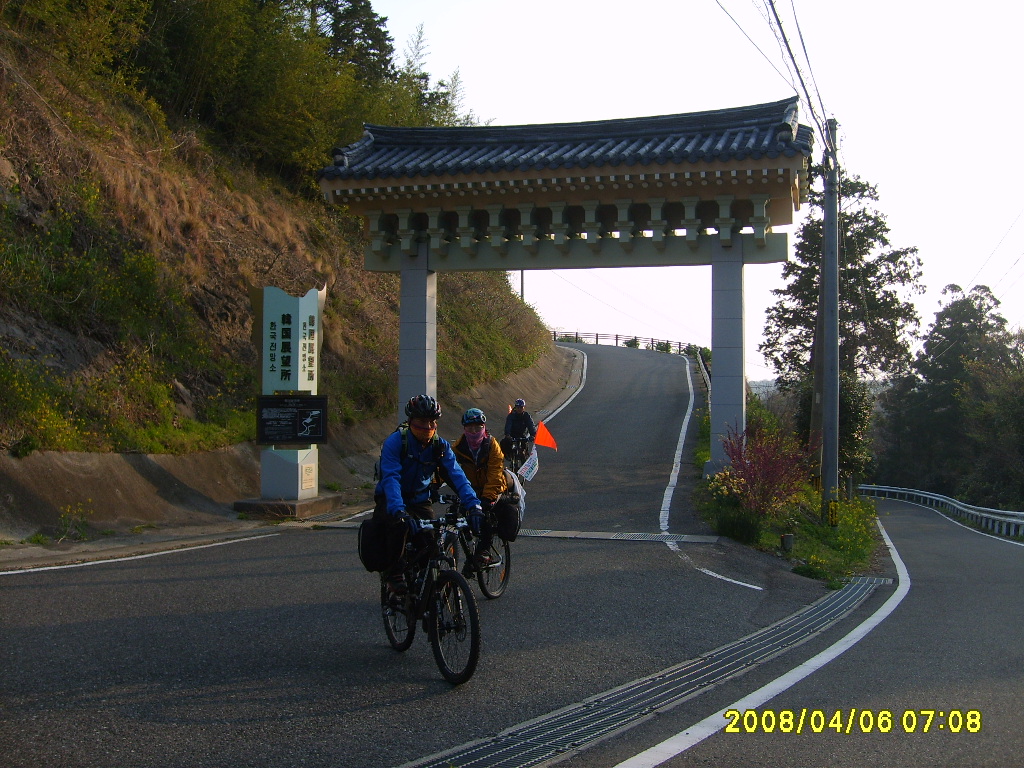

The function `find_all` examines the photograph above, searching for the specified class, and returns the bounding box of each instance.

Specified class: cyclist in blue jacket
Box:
[373,394,482,595]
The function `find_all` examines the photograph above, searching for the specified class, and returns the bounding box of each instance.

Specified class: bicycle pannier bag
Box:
[497,469,526,541]
[357,516,402,572]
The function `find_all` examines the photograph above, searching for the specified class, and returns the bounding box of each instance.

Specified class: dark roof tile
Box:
[320,97,812,181]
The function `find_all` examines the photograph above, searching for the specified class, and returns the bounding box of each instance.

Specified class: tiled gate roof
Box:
[320,96,813,182]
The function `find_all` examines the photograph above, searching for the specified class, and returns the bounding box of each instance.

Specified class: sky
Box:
[369,0,1024,380]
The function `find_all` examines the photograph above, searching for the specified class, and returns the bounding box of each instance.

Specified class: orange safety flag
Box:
[534,420,558,450]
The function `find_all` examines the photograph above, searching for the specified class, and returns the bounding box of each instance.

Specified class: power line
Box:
[574,268,709,339]
[714,0,797,91]
[544,270,689,335]
[964,205,1024,292]
[540,269,715,346]
[765,0,829,150]
[788,0,830,131]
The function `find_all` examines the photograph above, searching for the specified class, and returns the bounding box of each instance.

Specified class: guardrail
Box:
[551,330,711,392]
[859,485,1024,538]
[695,348,711,392]
[551,330,691,354]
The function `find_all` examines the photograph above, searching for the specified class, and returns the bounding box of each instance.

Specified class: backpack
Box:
[373,424,450,488]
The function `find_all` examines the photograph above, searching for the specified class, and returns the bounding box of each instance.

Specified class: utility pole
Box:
[821,118,840,523]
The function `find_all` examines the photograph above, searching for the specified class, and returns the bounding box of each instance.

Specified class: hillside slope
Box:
[0,26,555,540]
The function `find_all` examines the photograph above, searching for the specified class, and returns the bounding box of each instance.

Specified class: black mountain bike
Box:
[505,436,531,473]
[438,496,512,600]
[380,516,481,685]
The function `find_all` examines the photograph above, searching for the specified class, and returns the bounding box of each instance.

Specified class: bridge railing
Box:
[859,484,1024,538]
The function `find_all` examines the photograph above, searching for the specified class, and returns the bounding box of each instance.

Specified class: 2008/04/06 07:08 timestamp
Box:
[725,709,982,734]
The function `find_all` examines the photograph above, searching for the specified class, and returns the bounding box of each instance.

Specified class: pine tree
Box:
[760,167,923,385]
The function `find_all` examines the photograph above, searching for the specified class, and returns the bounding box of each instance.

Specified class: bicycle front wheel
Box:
[381,578,416,651]
[428,570,480,685]
[476,536,511,599]
[442,530,460,571]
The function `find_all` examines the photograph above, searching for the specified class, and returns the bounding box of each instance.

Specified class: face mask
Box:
[409,424,436,443]
[465,428,486,450]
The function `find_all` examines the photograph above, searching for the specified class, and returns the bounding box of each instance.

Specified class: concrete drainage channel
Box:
[397,576,891,768]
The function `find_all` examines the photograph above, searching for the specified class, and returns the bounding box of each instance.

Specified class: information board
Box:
[257,395,328,445]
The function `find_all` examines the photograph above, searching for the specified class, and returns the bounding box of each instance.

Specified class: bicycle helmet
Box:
[461,408,486,426]
[514,398,526,408]
[405,394,441,420]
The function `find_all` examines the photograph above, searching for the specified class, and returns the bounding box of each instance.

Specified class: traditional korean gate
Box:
[319,97,813,468]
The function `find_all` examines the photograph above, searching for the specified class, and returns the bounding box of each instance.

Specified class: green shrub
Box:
[56,501,93,542]
[694,467,765,544]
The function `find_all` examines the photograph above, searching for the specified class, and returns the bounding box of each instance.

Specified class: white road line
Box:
[659,355,694,535]
[696,567,764,591]
[657,357,756,589]
[0,533,280,575]
[546,346,588,423]
[612,518,910,768]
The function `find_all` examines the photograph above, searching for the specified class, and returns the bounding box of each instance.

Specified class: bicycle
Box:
[380,516,481,685]
[438,496,512,600]
[504,436,532,473]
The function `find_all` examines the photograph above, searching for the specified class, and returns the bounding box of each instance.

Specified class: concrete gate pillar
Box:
[707,238,746,474]
[397,239,437,422]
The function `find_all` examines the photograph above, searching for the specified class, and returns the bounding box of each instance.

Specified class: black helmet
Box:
[461,408,486,426]
[405,395,441,420]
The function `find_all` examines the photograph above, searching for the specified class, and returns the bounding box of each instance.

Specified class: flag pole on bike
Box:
[501,398,556,482]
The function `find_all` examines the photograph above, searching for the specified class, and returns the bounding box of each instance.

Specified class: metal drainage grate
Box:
[397,577,884,768]
[610,532,709,542]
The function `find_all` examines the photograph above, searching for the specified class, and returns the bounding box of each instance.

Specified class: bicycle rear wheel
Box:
[381,578,416,651]
[476,536,511,599]
[428,570,480,685]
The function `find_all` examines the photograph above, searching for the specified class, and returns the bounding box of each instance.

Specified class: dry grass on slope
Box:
[0,39,551,454]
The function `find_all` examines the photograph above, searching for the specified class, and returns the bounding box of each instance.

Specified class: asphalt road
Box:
[9,345,1016,768]
[559,498,1024,768]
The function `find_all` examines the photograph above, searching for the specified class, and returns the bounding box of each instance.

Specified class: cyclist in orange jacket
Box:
[452,408,519,563]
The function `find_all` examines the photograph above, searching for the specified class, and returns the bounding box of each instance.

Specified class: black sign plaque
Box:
[257,395,328,445]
